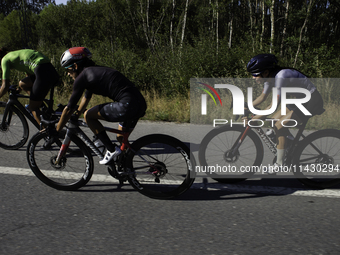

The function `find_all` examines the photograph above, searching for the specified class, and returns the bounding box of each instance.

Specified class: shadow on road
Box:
[68,176,340,201]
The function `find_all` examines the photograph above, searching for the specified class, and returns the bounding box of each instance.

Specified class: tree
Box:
[269,0,275,53]
[0,0,52,16]
[0,10,22,49]
[294,0,314,67]
[280,0,289,57]
[180,0,189,50]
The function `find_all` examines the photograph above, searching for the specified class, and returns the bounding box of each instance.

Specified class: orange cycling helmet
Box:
[60,47,92,68]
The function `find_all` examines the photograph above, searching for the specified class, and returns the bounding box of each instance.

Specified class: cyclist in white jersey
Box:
[246,54,324,168]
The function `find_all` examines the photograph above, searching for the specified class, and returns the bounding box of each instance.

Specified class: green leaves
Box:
[1,0,340,96]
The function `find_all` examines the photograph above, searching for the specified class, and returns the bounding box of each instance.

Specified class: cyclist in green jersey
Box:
[0,47,59,124]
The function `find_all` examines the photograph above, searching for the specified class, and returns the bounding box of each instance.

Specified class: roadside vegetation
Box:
[1,0,339,129]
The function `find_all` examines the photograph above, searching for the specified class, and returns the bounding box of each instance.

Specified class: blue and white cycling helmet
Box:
[247,54,278,76]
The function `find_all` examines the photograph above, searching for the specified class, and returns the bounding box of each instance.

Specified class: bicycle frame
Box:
[54,119,131,165]
[3,93,39,129]
[53,119,162,177]
[231,119,310,164]
[1,85,56,130]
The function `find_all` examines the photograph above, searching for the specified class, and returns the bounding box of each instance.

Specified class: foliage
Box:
[0,10,22,49]
[1,0,340,101]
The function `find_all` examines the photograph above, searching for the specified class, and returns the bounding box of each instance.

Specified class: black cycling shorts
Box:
[287,90,324,121]
[29,63,59,101]
[98,89,147,129]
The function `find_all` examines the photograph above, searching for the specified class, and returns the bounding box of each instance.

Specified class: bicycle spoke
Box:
[294,129,340,189]
[126,134,194,199]
[27,131,94,190]
[0,105,29,149]
[198,125,263,181]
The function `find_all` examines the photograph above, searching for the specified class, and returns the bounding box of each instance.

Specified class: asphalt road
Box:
[1,120,340,255]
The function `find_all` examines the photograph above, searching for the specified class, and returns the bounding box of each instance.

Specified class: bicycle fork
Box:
[0,102,11,130]
[54,132,71,165]
[228,126,277,163]
[228,126,252,159]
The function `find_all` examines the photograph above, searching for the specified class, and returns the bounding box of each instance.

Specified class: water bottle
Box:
[266,128,276,144]
[25,104,34,118]
[94,138,106,154]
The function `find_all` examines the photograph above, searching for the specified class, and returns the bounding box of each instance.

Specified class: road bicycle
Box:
[198,109,340,189]
[0,83,63,150]
[26,116,195,199]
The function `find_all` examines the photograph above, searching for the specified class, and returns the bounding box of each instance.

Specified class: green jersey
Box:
[1,49,50,80]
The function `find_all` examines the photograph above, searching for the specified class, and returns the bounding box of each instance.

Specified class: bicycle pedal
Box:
[108,164,127,180]
[107,164,118,178]
[117,174,128,182]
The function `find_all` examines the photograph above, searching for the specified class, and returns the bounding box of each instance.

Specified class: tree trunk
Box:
[270,0,275,53]
[280,0,289,57]
[180,0,189,50]
[216,0,219,55]
[229,0,234,49]
[139,0,152,51]
[248,0,254,52]
[260,0,265,50]
[170,0,175,53]
[294,0,314,68]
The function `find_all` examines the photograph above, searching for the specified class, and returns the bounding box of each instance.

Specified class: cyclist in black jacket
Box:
[56,47,147,164]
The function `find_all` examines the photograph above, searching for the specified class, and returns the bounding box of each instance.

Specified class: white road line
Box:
[1,166,340,198]
[0,166,121,184]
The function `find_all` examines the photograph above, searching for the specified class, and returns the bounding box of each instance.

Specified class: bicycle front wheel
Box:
[0,103,29,150]
[27,130,94,190]
[293,129,340,189]
[198,125,264,183]
[125,134,195,199]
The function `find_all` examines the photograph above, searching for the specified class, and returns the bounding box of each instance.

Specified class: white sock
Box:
[276,149,285,165]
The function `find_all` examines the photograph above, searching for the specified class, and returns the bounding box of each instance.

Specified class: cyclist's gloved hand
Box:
[15,86,22,94]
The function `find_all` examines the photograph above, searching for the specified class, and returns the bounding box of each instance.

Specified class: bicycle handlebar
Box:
[8,85,21,95]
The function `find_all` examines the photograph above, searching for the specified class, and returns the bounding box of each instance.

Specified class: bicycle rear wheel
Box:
[125,134,195,199]
[293,129,340,189]
[0,103,29,150]
[27,130,94,190]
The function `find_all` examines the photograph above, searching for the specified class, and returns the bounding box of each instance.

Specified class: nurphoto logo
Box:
[198,81,312,128]
[201,83,311,116]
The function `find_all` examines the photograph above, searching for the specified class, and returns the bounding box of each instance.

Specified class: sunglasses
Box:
[252,72,263,77]
[66,67,76,73]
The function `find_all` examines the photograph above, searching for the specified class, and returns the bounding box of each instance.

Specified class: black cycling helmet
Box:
[247,54,278,75]
[60,47,92,68]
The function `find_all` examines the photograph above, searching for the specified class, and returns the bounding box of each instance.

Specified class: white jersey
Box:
[263,69,316,100]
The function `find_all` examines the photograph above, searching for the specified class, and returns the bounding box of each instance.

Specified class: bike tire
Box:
[27,130,94,191]
[125,134,195,199]
[0,104,29,150]
[292,129,340,189]
[198,125,264,183]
